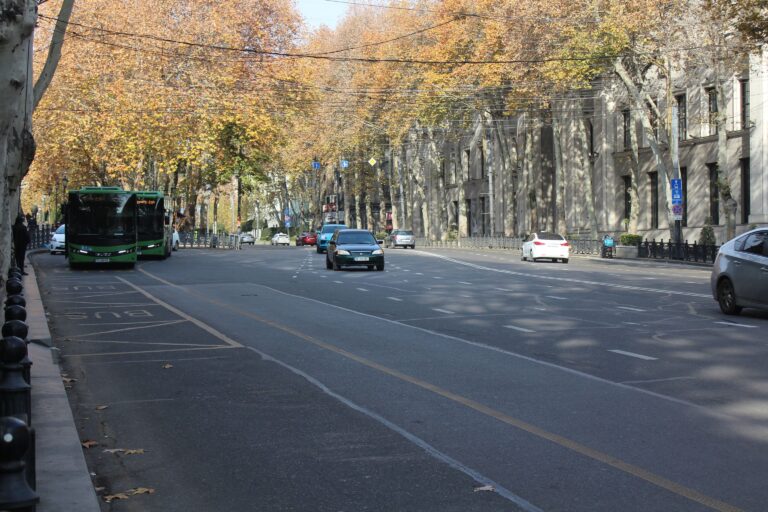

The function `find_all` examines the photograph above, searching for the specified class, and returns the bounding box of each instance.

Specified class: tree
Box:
[1,0,74,280]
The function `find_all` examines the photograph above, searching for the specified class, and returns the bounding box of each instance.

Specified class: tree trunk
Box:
[627,108,642,233]
[716,77,737,241]
[577,119,599,239]
[553,116,567,236]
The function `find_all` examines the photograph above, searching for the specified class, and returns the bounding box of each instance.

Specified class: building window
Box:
[465,199,472,236]
[452,200,459,230]
[675,93,687,140]
[464,148,471,180]
[480,146,486,179]
[741,158,750,224]
[480,196,488,234]
[622,175,632,221]
[440,159,446,184]
[622,109,631,149]
[708,163,720,225]
[707,88,718,135]
[681,167,688,227]
[740,79,750,130]
[586,118,595,157]
[649,171,659,229]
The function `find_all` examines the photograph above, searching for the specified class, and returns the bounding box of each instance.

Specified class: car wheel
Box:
[376,262,385,271]
[717,278,742,315]
[326,257,332,269]
[367,265,374,270]
[521,251,526,261]
[411,245,415,249]
[562,258,569,264]
[316,247,322,253]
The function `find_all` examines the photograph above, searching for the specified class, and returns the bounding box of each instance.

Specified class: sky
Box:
[296,0,349,30]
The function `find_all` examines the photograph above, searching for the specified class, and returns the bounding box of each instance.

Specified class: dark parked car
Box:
[711,228,768,315]
[296,231,317,246]
[326,229,384,271]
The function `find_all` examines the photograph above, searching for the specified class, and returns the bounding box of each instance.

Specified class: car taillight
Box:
[561,242,570,247]
[533,241,545,246]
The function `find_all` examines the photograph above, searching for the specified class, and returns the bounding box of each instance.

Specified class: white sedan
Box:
[521,232,570,263]
[271,232,290,246]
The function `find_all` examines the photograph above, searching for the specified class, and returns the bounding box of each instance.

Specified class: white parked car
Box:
[271,232,290,246]
[711,227,768,315]
[521,232,570,263]
[50,224,66,254]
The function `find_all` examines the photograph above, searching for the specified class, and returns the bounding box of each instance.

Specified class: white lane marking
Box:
[387,297,403,302]
[320,275,328,278]
[531,307,547,311]
[404,269,411,272]
[545,296,567,300]
[415,272,424,275]
[504,325,536,333]
[334,280,343,284]
[356,288,369,292]
[432,308,455,315]
[459,281,472,285]
[714,321,757,328]
[495,287,513,292]
[608,350,658,361]
[617,306,646,312]
[412,252,711,298]
[460,294,472,298]
[253,284,719,412]
[432,276,443,280]
[622,322,642,326]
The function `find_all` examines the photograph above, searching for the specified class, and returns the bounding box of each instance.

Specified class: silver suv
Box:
[387,229,415,249]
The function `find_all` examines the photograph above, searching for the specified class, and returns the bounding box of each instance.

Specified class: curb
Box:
[25,256,102,512]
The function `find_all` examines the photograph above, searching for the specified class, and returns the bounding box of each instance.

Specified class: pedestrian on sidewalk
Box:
[12,215,30,275]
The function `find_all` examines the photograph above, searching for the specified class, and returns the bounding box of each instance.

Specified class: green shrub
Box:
[699,224,716,246]
[619,234,643,245]
[446,229,458,241]
[375,231,388,241]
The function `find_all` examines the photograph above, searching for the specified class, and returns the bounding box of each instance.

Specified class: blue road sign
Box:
[285,221,291,228]
[312,161,321,170]
[671,178,683,204]
[341,159,349,168]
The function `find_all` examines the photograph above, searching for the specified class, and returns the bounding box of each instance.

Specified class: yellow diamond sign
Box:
[368,158,377,166]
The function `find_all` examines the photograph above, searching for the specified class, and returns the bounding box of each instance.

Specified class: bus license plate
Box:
[354,257,369,262]
[95,258,110,263]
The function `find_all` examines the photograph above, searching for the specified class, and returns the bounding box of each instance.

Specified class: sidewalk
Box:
[22,257,101,512]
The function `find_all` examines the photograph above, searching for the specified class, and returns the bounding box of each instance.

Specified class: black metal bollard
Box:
[4,306,26,323]
[0,416,38,511]
[5,279,23,297]
[1,323,31,385]
[0,337,32,426]
[7,267,22,279]
[4,296,26,309]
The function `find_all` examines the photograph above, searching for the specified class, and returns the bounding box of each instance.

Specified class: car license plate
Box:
[95,258,110,263]
[354,257,369,262]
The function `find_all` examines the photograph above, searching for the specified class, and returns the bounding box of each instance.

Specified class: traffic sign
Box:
[368,158,377,166]
[672,204,683,221]
[671,178,683,204]
[341,159,349,168]
[312,161,321,170]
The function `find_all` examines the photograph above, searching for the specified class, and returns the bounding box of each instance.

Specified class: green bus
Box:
[66,187,138,267]
[135,191,173,259]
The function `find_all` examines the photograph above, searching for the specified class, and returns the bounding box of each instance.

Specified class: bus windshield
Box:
[68,193,136,242]
[136,197,165,239]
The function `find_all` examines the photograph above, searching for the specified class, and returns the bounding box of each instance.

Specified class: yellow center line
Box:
[136,268,743,512]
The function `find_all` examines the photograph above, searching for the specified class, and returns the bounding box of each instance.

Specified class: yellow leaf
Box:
[81,440,99,449]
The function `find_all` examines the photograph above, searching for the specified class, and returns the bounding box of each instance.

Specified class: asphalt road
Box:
[32,245,768,512]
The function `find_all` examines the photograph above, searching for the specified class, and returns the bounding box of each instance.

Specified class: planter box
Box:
[615,245,638,259]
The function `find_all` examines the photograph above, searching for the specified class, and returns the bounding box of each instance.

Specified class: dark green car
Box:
[325,229,385,271]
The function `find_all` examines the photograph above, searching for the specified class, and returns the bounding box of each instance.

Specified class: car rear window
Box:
[337,232,376,244]
[322,224,344,234]
[537,232,564,241]
[55,225,65,234]
[399,230,414,235]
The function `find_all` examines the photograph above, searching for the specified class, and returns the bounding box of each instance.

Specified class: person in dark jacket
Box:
[12,216,30,275]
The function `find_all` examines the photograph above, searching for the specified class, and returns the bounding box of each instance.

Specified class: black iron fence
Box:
[636,239,719,263]
[413,235,719,263]
[28,225,55,250]
[178,230,240,250]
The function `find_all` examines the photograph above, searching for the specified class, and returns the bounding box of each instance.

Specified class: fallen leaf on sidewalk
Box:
[94,486,105,492]
[103,493,130,503]
[95,405,109,410]
[162,363,173,369]
[103,448,146,455]
[81,440,99,449]
[473,485,495,493]
[129,487,155,496]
